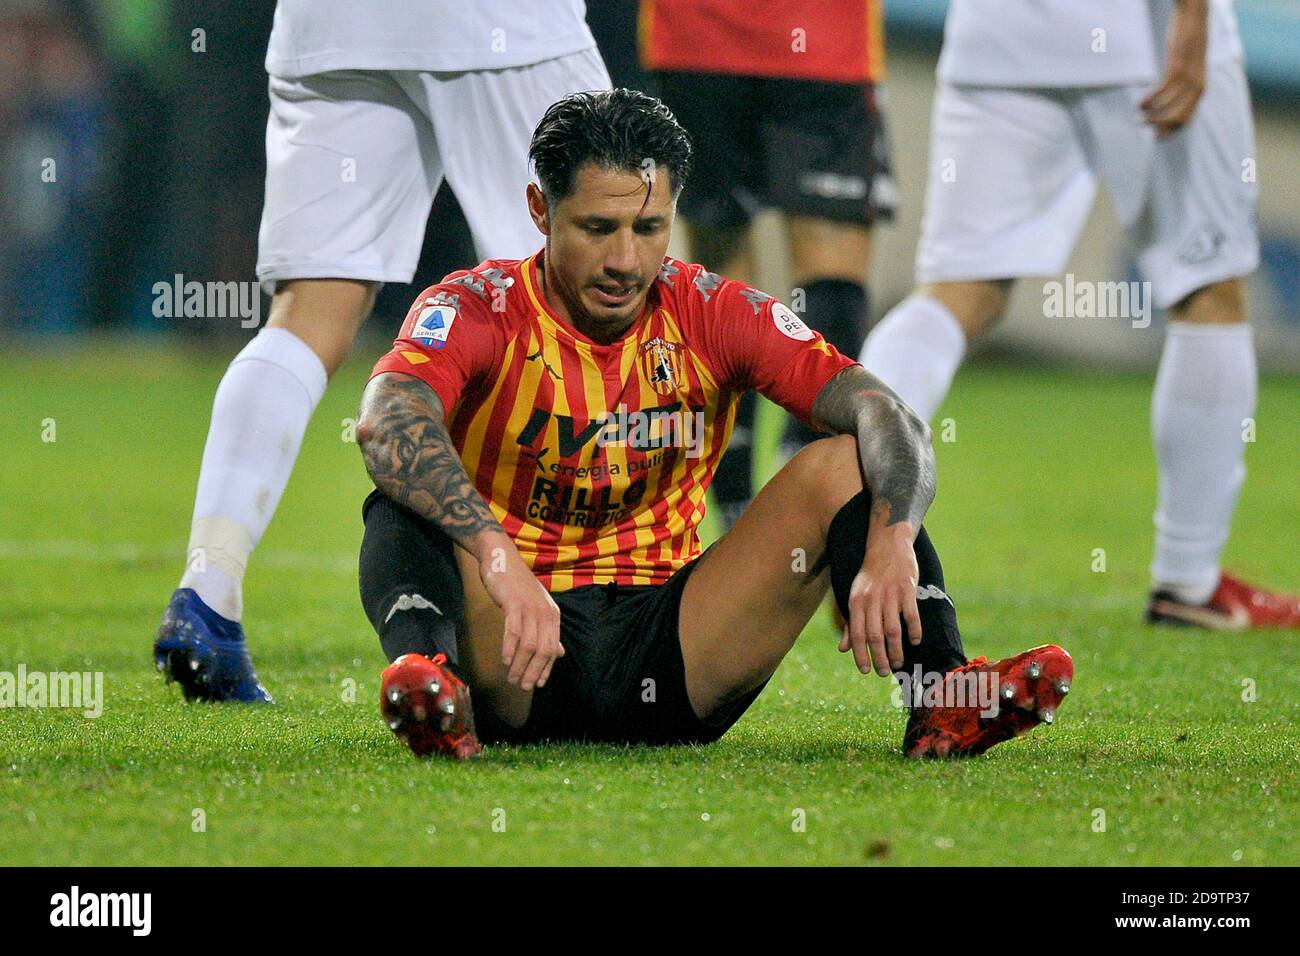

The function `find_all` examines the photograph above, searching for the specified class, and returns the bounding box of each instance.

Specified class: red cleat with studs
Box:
[1147,572,1300,630]
[380,653,483,759]
[903,644,1074,758]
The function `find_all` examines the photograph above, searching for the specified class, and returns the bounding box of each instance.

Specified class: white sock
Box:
[859,295,967,421]
[179,328,328,621]
[1150,322,1256,604]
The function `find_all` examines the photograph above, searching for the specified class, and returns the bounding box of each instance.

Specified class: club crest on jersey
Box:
[639,337,683,396]
[772,302,814,341]
[412,303,457,349]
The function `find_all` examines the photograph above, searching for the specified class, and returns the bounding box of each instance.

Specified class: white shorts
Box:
[256,47,610,291]
[915,59,1259,309]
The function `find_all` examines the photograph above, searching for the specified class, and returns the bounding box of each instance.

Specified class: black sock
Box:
[359,490,466,673]
[785,278,870,450]
[813,488,966,676]
[711,389,758,527]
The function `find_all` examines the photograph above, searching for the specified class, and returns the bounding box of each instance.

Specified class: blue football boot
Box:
[153,588,273,703]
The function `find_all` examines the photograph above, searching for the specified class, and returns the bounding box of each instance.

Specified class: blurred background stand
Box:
[0,0,1296,369]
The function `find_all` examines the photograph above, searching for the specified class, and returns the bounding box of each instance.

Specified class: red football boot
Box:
[903,644,1074,758]
[380,653,483,759]
[1147,573,1300,630]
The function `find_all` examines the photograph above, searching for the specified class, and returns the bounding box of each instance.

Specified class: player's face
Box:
[528,163,675,339]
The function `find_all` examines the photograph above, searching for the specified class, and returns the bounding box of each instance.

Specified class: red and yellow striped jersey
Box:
[370,250,859,592]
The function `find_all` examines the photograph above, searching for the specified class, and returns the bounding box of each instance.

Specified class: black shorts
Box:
[473,556,768,747]
[655,71,897,230]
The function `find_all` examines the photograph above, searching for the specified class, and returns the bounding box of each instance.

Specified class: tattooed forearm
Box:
[356,373,503,552]
[811,366,936,531]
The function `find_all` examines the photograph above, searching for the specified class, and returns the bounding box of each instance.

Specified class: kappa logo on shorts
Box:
[772,302,814,341]
[384,593,441,623]
[413,303,457,349]
[1177,224,1227,265]
[798,170,868,201]
[917,583,954,607]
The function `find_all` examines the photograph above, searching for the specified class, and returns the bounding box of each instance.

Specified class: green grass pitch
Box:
[1,341,1296,866]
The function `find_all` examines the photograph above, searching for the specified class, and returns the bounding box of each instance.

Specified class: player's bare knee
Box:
[267,279,380,377]
[922,279,1011,338]
[1171,278,1246,324]
[787,218,873,282]
[787,434,863,521]
[789,432,857,473]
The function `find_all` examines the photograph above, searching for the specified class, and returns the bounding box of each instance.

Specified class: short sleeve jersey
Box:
[370,250,859,591]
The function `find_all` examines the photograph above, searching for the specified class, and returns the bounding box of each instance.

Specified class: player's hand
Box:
[477,538,564,691]
[1141,0,1208,140]
[839,524,922,677]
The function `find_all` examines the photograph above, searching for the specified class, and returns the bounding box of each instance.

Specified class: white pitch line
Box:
[0,538,1136,609]
[0,538,354,574]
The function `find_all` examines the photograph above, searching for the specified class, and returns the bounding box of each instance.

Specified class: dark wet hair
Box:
[529,88,692,206]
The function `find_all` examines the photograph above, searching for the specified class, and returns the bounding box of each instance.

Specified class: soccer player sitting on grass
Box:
[354,89,1073,760]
